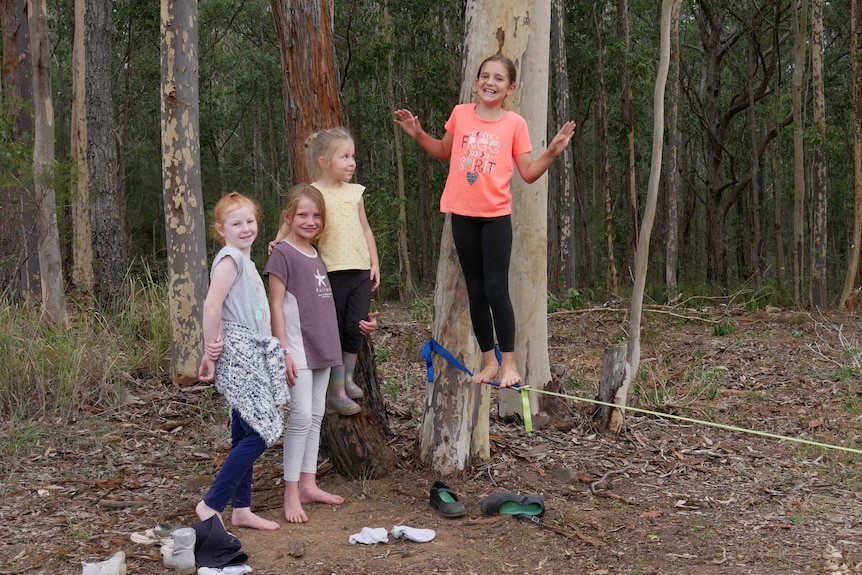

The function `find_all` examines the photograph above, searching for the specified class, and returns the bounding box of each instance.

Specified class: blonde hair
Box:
[282,183,327,242]
[211,192,261,245]
[304,127,353,181]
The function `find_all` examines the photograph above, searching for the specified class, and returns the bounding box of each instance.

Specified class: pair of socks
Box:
[348,525,436,544]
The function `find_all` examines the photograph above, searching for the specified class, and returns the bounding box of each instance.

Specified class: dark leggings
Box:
[451,214,515,353]
[328,269,372,354]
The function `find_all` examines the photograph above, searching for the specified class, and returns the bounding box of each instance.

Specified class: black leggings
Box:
[328,269,371,354]
[451,214,515,353]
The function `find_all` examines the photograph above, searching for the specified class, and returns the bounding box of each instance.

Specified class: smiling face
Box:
[286,195,324,245]
[475,59,516,108]
[218,205,258,253]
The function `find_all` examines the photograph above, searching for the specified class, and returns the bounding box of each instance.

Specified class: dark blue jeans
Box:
[203,409,266,511]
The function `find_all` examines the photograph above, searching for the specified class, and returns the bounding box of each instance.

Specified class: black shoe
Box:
[480,492,545,520]
[429,480,466,518]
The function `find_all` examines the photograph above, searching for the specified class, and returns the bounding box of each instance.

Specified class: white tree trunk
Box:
[418,0,552,473]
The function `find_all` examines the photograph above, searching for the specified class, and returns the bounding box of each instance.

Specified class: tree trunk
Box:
[86,0,126,305]
[595,7,617,295]
[28,0,68,327]
[607,0,676,432]
[270,0,342,184]
[0,0,40,302]
[71,0,94,291]
[841,0,862,310]
[810,0,827,309]
[747,0,762,291]
[551,0,576,292]
[791,0,808,306]
[664,0,681,301]
[160,0,208,384]
[319,336,396,479]
[270,0,394,479]
[618,0,638,264]
[384,0,415,301]
[419,0,555,472]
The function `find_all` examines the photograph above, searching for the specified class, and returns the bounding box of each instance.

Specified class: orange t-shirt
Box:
[439,104,533,217]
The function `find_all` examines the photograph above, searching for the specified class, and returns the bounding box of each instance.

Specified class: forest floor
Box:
[4,299,862,575]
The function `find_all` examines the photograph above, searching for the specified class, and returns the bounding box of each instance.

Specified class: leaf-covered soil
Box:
[4,302,862,575]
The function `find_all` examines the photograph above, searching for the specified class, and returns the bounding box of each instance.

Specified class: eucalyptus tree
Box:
[271,0,397,480]
[28,0,68,326]
[0,0,40,301]
[417,0,557,473]
[160,0,208,384]
[810,0,827,308]
[841,0,862,310]
[71,0,127,304]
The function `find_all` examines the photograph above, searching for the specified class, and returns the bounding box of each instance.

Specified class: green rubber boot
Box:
[342,352,364,399]
[326,365,361,416]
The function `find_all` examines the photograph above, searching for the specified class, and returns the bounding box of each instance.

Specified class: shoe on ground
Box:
[480,492,545,519]
[81,551,126,575]
[162,527,196,574]
[429,480,466,518]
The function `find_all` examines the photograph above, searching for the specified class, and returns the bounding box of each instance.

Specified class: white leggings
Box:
[283,367,330,482]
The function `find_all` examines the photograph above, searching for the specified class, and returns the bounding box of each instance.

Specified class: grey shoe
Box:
[81,551,126,575]
[162,527,196,574]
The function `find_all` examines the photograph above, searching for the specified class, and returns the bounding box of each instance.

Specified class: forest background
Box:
[2,0,862,419]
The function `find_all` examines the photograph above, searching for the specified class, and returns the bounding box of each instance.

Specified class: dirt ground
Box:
[4,300,862,575]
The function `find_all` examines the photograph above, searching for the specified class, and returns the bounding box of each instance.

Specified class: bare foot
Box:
[298,472,345,505]
[471,363,499,384]
[230,507,280,531]
[472,349,500,384]
[195,500,223,525]
[498,364,522,388]
[284,483,308,523]
[498,351,522,388]
[299,483,345,505]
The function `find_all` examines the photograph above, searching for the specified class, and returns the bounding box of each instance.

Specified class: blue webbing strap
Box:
[421,338,533,431]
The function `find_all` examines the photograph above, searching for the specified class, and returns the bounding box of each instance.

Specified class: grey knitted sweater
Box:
[215,321,288,447]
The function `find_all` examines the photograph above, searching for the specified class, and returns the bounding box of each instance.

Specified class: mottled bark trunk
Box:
[28,0,68,326]
[810,0,827,309]
[160,0,208,384]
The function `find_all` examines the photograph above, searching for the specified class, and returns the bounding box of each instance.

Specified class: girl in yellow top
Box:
[395,54,575,388]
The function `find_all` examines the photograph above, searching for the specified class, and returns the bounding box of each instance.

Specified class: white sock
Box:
[348,527,389,545]
[197,566,253,575]
[392,525,436,543]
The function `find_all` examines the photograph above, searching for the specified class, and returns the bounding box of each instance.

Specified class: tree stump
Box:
[319,336,397,480]
[593,345,627,429]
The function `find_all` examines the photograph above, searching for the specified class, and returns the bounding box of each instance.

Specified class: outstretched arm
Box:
[514,121,576,184]
[393,109,453,161]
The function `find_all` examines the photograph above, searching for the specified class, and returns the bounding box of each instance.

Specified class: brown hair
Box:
[211,192,261,245]
[477,54,517,84]
[303,127,354,182]
[282,183,327,242]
